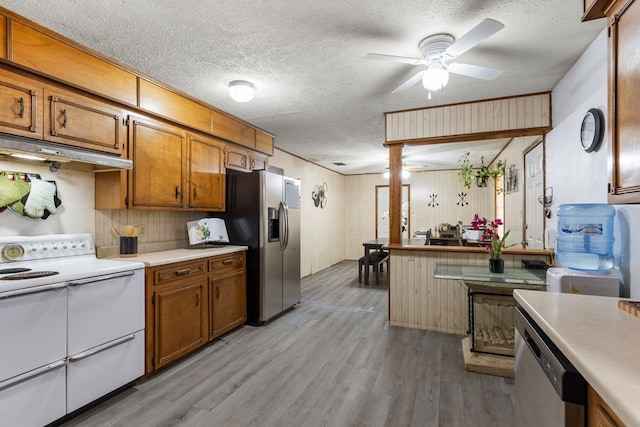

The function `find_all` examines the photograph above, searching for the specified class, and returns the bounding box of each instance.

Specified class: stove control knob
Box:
[1,244,25,262]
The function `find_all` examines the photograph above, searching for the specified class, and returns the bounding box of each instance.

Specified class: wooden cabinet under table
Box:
[433,264,546,357]
[588,385,625,427]
[209,252,246,339]
[145,251,247,374]
[147,260,208,372]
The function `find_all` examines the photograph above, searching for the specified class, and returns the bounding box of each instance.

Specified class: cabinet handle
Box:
[175,185,181,199]
[18,97,24,118]
[251,160,256,169]
[241,156,246,167]
[174,269,191,276]
[216,286,220,299]
[195,293,200,306]
[222,259,234,266]
[193,186,197,200]
[61,109,67,128]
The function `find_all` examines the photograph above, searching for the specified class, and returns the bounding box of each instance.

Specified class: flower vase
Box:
[489,258,504,273]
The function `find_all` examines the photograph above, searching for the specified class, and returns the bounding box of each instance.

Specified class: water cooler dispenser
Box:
[547,204,622,297]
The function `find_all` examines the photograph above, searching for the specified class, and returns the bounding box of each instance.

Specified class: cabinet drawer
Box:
[209,253,245,274]
[153,261,205,286]
[226,146,250,172]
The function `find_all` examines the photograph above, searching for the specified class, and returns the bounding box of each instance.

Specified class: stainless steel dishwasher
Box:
[514,306,587,426]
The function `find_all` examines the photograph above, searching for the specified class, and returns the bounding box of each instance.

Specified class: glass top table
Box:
[434,264,547,286]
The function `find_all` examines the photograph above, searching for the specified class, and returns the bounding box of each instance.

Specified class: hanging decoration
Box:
[457,192,468,206]
[505,165,518,194]
[311,182,328,208]
[427,193,439,207]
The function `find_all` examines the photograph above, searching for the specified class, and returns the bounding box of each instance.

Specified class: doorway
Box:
[524,141,544,249]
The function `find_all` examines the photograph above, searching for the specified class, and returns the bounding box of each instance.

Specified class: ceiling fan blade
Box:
[392,70,427,94]
[445,18,504,58]
[364,53,424,65]
[447,62,503,80]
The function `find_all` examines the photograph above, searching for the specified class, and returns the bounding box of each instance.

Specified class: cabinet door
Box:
[44,88,125,155]
[188,134,226,210]
[210,269,246,339]
[608,0,640,203]
[0,68,42,139]
[129,116,186,208]
[154,279,207,370]
[226,145,250,172]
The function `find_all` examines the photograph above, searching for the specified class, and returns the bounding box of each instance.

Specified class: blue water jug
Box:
[556,204,615,270]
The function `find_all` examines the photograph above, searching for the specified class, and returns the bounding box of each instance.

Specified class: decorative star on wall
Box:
[457,192,468,206]
[428,193,439,207]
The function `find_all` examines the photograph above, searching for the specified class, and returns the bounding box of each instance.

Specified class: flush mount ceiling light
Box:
[228,80,256,102]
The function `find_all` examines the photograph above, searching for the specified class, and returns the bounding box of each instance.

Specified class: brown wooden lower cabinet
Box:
[146,251,247,374]
[588,385,625,427]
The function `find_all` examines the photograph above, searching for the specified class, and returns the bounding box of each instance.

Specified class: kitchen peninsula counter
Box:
[112,245,248,267]
[384,238,551,256]
[386,242,552,334]
[514,289,640,426]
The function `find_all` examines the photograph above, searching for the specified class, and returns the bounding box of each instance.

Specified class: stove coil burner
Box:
[0,271,59,280]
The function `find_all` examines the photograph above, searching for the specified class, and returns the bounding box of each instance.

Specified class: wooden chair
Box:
[358,251,389,285]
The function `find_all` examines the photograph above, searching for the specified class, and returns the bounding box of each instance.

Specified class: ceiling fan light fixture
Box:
[422,67,449,91]
[228,80,256,102]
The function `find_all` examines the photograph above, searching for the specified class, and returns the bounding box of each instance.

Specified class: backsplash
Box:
[95,209,204,258]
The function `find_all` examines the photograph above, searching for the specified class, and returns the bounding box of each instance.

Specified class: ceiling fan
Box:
[365,18,505,97]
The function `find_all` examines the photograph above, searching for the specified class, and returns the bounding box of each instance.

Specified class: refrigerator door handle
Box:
[279,201,289,251]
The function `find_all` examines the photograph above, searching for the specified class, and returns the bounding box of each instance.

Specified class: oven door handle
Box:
[0,359,66,392]
[68,334,136,362]
[68,270,136,286]
[0,282,67,300]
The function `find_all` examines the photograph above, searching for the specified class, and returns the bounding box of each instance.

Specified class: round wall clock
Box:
[580,108,605,153]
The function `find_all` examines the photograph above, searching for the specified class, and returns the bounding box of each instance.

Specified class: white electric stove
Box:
[0,233,145,426]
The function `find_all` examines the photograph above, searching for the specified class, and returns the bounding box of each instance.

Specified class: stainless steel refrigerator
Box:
[220,169,300,325]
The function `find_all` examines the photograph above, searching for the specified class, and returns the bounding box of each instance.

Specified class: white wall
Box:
[0,160,95,236]
[546,29,640,298]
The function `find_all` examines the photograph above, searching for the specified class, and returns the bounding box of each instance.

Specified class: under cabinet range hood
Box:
[0,134,132,171]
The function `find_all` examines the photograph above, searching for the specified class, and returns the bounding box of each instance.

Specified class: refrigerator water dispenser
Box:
[268,207,279,242]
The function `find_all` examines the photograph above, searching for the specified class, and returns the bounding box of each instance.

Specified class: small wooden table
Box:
[362,239,388,285]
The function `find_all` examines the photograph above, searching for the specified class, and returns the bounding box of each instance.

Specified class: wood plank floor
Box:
[59,260,514,427]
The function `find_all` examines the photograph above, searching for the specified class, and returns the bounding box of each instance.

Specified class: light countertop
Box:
[514,289,640,426]
[108,245,248,267]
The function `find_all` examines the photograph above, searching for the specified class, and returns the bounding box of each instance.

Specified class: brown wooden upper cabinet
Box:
[187,134,226,211]
[212,110,255,149]
[606,0,640,203]
[11,21,137,105]
[0,15,6,59]
[255,129,275,155]
[44,87,125,155]
[139,79,212,134]
[128,115,186,209]
[0,67,42,139]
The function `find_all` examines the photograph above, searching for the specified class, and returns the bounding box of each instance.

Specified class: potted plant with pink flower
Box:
[471,214,514,273]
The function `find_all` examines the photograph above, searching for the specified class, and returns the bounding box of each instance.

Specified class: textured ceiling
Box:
[1,1,605,175]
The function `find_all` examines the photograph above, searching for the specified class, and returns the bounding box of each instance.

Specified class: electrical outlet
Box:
[138,224,146,237]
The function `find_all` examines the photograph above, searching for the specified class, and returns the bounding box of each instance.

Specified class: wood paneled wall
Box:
[270,149,347,277]
[385,93,551,142]
[388,249,550,334]
[345,170,494,260]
